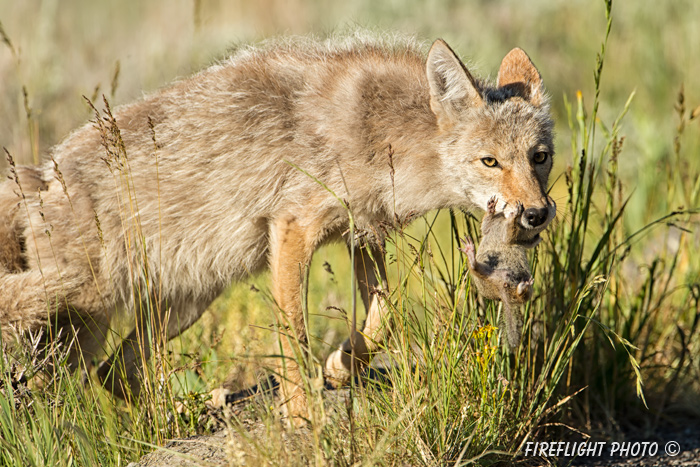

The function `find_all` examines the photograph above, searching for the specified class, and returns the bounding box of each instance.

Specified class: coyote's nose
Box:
[523,207,548,228]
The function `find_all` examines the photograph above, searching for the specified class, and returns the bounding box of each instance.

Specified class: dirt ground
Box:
[128,426,700,467]
[127,382,348,467]
[127,385,700,467]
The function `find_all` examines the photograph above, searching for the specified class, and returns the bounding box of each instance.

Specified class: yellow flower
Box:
[472,324,499,341]
[482,324,498,340]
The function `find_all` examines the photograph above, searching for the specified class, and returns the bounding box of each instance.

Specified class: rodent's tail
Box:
[499,299,524,352]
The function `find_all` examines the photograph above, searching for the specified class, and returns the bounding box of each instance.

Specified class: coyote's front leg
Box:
[269,214,316,426]
[324,242,389,387]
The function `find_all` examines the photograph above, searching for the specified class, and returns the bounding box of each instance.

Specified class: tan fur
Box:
[0,164,47,273]
[461,197,534,351]
[0,33,555,423]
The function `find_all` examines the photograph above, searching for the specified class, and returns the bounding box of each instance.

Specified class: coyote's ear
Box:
[426,39,483,130]
[497,48,546,106]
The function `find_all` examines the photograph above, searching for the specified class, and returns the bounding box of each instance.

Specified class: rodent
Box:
[461,196,535,351]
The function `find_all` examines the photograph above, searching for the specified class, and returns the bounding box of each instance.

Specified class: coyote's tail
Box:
[0,269,85,343]
[0,165,58,342]
[0,166,47,273]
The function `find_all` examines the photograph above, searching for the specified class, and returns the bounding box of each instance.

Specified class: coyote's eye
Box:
[481,157,498,167]
[533,151,549,164]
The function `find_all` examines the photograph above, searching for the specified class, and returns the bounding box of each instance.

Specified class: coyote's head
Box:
[427,39,555,245]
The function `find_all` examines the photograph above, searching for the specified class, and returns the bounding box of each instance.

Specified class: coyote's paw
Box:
[279,385,310,428]
[207,387,233,409]
[324,348,353,389]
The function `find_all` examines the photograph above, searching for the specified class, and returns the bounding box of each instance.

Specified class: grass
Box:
[1,0,700,466]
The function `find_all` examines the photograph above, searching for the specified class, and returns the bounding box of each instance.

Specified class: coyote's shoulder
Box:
[0,33,556,423]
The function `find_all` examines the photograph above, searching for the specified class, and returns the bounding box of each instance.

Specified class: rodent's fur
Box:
[462,196,535,350]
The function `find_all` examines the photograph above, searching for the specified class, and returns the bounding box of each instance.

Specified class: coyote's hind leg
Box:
[97,297,208,400]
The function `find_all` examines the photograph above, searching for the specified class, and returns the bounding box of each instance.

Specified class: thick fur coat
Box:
[0,33,555,422]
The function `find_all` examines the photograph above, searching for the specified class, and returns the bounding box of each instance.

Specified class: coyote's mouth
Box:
[516,219,545,248]
[516,202,555,247]
[518,232,542,249]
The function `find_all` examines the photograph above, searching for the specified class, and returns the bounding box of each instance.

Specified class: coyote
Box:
[0,34,555,424]
[461,196,536,351]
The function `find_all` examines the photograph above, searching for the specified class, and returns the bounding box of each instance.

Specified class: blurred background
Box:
[2,0,699,222]
[1,0,699,224]
[1,0,699,393]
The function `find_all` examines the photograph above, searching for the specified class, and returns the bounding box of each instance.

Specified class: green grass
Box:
[1,0,700,465]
